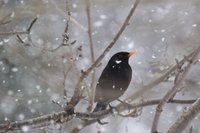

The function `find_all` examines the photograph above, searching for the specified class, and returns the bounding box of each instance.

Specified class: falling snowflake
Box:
[11,67,18,72]
[21,126,29,132]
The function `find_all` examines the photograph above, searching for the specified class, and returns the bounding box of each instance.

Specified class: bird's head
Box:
[109,50,137,64]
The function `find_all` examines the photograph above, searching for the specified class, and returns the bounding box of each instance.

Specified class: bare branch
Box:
[85,0,95,63]
[62,64,73,98]
[50,2,77,53]
[167,99,200,133]
[151,46,200,133]
[26,17,37,33]
[66,0,140,111]
[85,0,96,112]
[16,35,31,46]
[0,17,37,36]
[0,111,72,133]
[0,12,13,26]
[130,99,196,108]
[49,0,87,32]
[50,21,71,52]
[70,98,196,132]
[0,98,195,132]
[0,31,28,36]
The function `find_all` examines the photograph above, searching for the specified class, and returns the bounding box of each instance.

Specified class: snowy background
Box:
[0,0,200,132]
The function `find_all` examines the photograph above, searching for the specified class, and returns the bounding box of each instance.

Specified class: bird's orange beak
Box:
[128,50,137,57]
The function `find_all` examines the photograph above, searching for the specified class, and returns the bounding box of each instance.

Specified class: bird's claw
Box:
[108,104,117,110]
[97,119,108,125]
[117,99,132,111]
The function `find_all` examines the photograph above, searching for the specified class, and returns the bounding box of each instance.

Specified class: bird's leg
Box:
[117,99,132,111]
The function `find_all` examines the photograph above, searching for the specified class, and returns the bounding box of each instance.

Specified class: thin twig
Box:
[51,20,70,52]
[85,0,96,112]
[63,64,73,97]
[85,0,95,62]
[0,12,13,26]
[167,99,200,133]
[52,100,64,108]
[49,0,87,32]
[130,99,196,108]
[60,0,79,98]
[151,46,200,133]
[66,0,140,111]
[50,2,76,53]
[0,31,28,36]
[0,17,37,36]
[16,35,31,46]
[27,17,38,33]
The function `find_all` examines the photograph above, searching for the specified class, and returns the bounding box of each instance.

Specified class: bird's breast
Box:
[110,64,132,79]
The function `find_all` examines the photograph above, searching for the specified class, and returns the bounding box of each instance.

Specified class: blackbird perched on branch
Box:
[93,50,137,112]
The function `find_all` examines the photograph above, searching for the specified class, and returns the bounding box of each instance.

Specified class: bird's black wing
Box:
[95,64,132,103]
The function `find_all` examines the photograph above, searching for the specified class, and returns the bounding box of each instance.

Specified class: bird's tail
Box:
[93,102,107,112]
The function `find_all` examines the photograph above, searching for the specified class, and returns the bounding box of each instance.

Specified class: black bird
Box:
[93,50,137,112]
